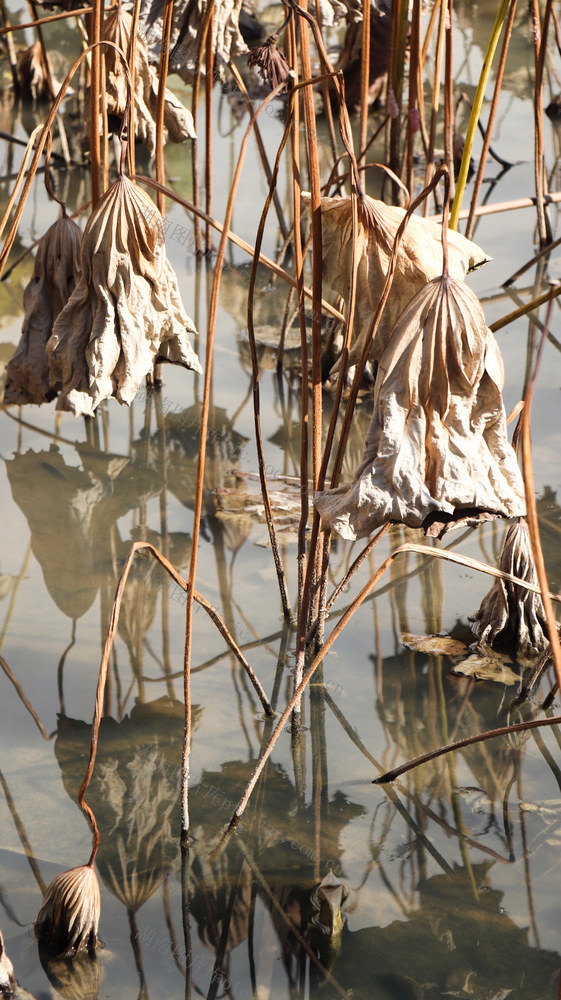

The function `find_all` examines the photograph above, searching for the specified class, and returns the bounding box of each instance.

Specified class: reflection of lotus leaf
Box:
[6,445,162,619]
[334,863,560,999]
[54,699,202,912]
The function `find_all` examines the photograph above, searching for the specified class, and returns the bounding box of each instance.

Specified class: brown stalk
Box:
[531,0,552,246]
[190,0,215,253]
[131,173,345,320]
[465,0,517,240]
[0,0,20,92]
[374,713,561,785]
[491,281,561,333]
[127,0,142,178]
[299,0,323,491]
[28,0,56,99]
[228,61,289,241]
[0,41,130,279]
[519,295,561,689]
[180,83,289,843]
[405,0,421,196]
[424,0,447,197]
[155,0,175,216]
[359,0,371,173]
[0,654,49,740]
[444,0,454,200]
[0,5,92,36]
[204,8,213,250]
[89,0,102,206]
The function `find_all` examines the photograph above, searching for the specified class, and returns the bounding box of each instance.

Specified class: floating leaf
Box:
[450,649,520,685]
[48,175,202,417]
[401,633,467,656]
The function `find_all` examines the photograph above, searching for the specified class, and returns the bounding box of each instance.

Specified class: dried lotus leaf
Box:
[92,5,195,152]
[450,650,520,685]
[315,274,526,540]
[140,0,247,82]
[304,192,489,371]
[0,929,15,994]
[17,41,57,101]
[401,633,467,656]
[3,215,82,405]
[470,519,549,654]
[47,175,202,417]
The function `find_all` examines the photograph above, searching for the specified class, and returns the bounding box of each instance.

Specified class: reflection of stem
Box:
[181,844,192,1000]
[236,837,352,1000]
[128,909,149,1000]
[0,543,31,653]
[517,769,540,949]
[0,653,49,740]
[0,768,46,894]
[163,875,185,976]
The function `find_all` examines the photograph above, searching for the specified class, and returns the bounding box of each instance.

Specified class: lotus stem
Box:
[450,0,510,230]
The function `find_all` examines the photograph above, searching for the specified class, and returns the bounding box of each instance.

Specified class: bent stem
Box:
[215,537,557,847]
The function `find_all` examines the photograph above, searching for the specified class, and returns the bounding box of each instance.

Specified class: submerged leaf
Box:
[47,175,202,417]
[315,274,525,539]
[305,193,489,372]
[470,519,549,654]
[3,216,82,406]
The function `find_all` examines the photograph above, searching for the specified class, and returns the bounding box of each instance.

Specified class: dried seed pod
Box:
[3,216,82,406]
[315,274,525,539]
[247,33,293,92]
[47,175,202,417]
[470,519,549,654]
[304,193,489,372]
[35,865,100,956]
[0,929,15,995]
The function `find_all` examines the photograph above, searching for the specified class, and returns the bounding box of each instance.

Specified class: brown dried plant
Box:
[305,192,489,373]
[470,518,549,654]
[47,174,202,416]
[35,864,100,956]
[17,41,57,102]
[315,240,525,539]
[3,215,82,405]
[96,3,195,151]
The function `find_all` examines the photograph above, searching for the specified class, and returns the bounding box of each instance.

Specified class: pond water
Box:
[1,2,561,998]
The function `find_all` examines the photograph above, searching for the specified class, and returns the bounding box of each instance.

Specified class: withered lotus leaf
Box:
[306,193,489,371]
[98,5,196,151]
[470,519,549,653]
[0,929,15,994]
[315,274,526,539]
[3,215,82,405]
[35,864,101,955]
[17,41,57,101]
[141,0,247,82]
[47,175,202,417]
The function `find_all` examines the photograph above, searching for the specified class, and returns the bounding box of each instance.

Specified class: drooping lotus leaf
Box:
[48,175,202,417]
[3,215,82,405]
[304,192,489,372]
[139,0,248,82]
[17,40,57,101]
[470,518,549,653]
[96,5,195,152]
[315,274,526,539]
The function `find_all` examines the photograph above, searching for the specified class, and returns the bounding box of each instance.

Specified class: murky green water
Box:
[1,3,561,997]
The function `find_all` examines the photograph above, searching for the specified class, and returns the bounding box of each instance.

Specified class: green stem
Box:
[449,0,510,230]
